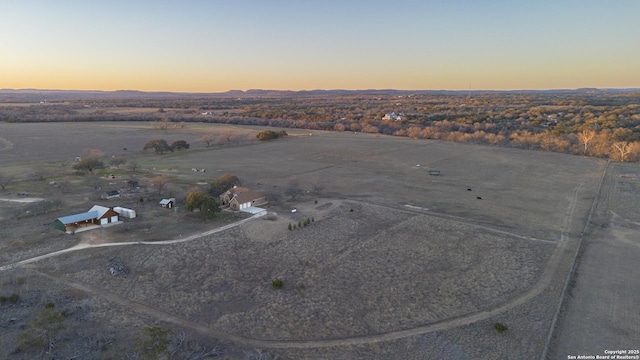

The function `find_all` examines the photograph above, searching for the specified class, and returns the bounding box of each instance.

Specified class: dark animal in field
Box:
[467,188,472,191]
[477,196,482,200]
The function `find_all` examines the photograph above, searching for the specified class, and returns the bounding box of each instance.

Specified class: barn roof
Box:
[57,211,99,225]
[159,198,175,205]
[89,205,112,219]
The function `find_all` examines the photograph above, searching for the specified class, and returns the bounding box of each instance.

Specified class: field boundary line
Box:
[539,159,610,360]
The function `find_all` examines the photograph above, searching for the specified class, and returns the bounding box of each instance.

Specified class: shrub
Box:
[288,223,292,231]
[0,294,19,305]
[494,322,508,333]
[272,278,284,289]
[257,130,288,141]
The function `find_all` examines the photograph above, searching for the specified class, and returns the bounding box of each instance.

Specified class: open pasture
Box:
[0,121,607,358]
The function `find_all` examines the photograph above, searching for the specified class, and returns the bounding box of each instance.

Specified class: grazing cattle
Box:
[467,188,472,191]
[477,196,482,200]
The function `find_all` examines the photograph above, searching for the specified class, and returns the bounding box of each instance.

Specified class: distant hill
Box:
[1,88,638,102]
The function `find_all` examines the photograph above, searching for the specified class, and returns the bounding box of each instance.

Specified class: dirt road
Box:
[547,163,640,358]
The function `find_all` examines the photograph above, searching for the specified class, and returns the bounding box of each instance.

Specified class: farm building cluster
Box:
[54,186,267,234]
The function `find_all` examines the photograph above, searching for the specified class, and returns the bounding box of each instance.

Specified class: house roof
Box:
[231,189,265,204]
[89,205,112,219]
[57,211,99,225]
[221,187,250,197]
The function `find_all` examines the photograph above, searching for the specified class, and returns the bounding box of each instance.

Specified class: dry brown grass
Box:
[0,121,610,359]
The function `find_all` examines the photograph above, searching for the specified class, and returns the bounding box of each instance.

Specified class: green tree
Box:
[143,139,173,154]
[171,140,190,150]
[135,326,173,360]
[72,157,105,172]
[256,130,287,141]
[209,173,241,196]
[18,302,65,356]
[185,191,220,220]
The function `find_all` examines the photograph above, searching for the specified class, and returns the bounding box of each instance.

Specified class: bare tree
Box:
[85,174,102,191]
[57,177,71,193]
[577,128,596,155]
[109,155,127,167]
[221,130,239,144]
[148,174,168,195]
[0,173,14,191]
[285,176,303,200]
[611,141,633,162]
[309,176,325,195]
[170,331,223,359]
[201,133,215,147]
[244,349,279,360]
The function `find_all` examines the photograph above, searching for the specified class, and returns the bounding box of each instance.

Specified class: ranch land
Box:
[0,121,638,359]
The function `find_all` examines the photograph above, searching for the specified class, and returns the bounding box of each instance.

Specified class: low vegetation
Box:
[271,278,284,289]
[494,322,508,333]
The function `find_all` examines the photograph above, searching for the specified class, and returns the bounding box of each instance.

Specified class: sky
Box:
[1,1,639,92]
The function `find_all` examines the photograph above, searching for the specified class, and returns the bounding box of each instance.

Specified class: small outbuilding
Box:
[101,190,121,199]
[159,198,176,209]
[126,179,140,189]
[113,206,136,219]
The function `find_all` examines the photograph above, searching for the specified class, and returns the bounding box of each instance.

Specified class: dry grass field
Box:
[0,121,619,359]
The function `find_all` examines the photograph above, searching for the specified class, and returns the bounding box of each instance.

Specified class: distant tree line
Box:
[2,91,640,160]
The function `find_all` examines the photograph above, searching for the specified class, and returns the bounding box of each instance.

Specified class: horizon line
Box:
[2,87,639,94]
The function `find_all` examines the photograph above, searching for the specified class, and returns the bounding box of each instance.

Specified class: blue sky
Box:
[1,1,638,91]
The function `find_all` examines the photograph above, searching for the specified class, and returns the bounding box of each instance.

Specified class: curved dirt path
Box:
[2,163,604,351]
[0,211,266,271]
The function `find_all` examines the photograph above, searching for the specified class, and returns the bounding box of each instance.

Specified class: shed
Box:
[159,198,176,209]
[114,206,136,219]
[101,190,121,199]
[127,179,140,189]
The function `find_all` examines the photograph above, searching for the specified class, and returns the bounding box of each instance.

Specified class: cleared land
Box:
[0,121,619,359]
[547,163,640,359]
